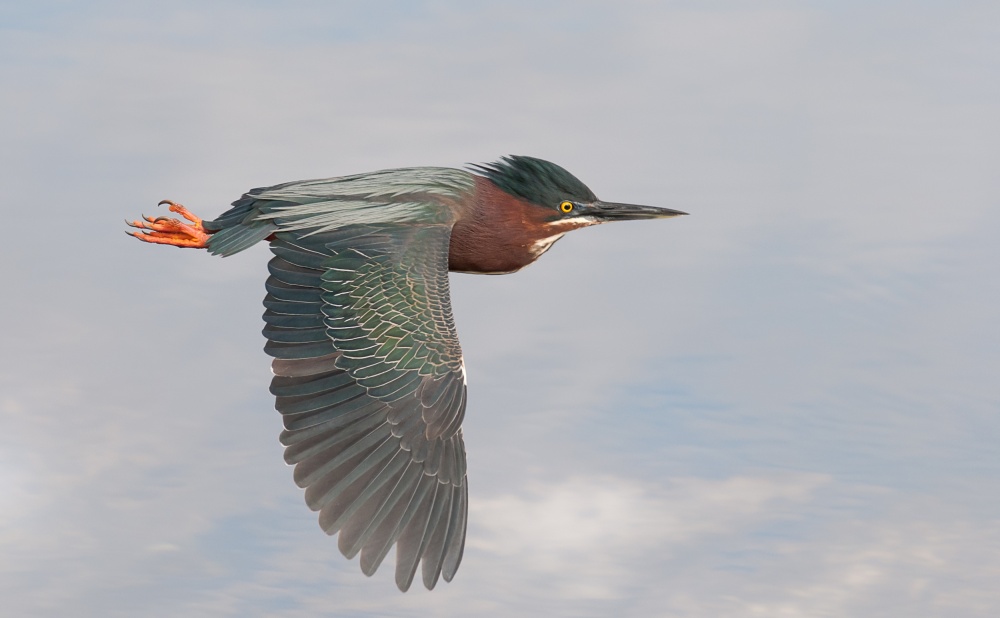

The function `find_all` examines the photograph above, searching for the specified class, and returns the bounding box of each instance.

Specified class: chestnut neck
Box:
[447,176,593,274]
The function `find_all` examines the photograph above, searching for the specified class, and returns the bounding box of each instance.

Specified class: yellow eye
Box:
[559,201,574,213]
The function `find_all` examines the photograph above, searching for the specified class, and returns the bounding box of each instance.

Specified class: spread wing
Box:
[263,223,468,591]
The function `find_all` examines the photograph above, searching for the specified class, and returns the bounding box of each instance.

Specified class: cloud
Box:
[469,474,826,599]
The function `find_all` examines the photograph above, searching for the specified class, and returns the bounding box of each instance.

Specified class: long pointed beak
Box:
[589,201,688,221]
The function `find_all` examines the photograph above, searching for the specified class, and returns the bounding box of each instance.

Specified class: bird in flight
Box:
[126,155,685,591]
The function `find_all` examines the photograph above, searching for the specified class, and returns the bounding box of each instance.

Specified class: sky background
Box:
[2,1,999,616]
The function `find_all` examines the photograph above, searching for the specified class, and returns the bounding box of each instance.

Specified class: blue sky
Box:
[2,2,999,616]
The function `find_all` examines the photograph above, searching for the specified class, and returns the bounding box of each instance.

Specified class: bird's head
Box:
[469,155,687,224]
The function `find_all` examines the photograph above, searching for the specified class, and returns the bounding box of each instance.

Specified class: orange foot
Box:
[127,200,210,248]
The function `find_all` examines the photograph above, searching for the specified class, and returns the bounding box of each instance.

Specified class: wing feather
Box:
[360,462,425,575]
[420,482,455,590]
[395,480,442,591]
[260,221,469,590]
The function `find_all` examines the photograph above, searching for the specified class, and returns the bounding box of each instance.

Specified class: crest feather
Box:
[469,156,597,208]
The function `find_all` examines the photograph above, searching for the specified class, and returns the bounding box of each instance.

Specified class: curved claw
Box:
[126,199,209,249]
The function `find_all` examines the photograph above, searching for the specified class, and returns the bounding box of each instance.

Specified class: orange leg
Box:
[127,200,210,249]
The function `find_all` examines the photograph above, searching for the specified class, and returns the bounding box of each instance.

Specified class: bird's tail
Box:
[201,195,278,257]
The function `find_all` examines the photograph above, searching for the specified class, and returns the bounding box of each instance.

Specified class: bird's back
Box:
[202,167,475,256]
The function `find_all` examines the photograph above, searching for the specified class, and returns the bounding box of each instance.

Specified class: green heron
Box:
[126,155,685,591]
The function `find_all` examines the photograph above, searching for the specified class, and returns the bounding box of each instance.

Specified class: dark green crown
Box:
[470,156,597,208]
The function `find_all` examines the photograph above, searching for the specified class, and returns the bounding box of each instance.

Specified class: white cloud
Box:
[470,474,826,599]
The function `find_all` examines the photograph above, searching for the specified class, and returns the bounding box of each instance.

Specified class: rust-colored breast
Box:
[448,177,574,274]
